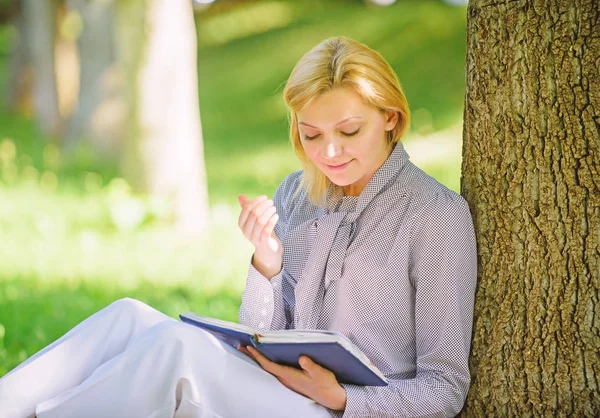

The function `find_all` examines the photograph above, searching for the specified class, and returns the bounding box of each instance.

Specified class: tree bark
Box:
[461,0,599,416]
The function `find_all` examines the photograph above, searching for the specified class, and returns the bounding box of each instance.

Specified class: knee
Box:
[108,297,153,322]
[153,321,215,348]
[109,297,149,313]
[108,298,174,333]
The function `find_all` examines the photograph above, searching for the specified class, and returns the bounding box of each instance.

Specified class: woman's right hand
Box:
[238,194,283,279]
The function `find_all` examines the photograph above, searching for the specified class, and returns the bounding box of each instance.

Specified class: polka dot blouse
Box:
[239,143,478,417]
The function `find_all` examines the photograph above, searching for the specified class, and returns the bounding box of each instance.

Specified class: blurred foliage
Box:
[0,0,18,23]
[0,0,466,375]
[196,0,467,202]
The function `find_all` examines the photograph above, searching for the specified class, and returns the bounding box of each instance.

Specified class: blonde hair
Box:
[283,36,411,206]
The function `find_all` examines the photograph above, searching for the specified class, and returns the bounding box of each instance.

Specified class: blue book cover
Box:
[180,312,387,387]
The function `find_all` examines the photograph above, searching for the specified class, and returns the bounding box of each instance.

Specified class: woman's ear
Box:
[384,110,399,131]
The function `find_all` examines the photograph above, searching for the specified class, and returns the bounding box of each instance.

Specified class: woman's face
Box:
[297,86,398,196]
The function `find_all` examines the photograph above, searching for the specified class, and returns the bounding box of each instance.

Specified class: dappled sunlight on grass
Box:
[197,1,298,47]
[0,186,253,291]
[0,112,120,190]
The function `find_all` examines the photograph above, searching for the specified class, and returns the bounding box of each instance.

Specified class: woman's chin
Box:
[327,176,352,187]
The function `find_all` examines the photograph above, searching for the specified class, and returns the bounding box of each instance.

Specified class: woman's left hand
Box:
[240,345,347,411]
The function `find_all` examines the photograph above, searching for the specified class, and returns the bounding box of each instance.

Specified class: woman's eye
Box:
[342,128,360,137]
[303,134,319,141]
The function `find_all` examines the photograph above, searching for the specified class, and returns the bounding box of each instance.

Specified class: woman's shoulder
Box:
[401,162,472,224]
[278,170,303,193]
[271,170,323,238]
[274,170,304,208]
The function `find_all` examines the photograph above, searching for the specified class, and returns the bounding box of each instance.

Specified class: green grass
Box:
[0,278,242,375]
[0,0,466,376]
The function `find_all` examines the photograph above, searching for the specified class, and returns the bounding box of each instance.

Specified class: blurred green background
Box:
[0,0,466,375]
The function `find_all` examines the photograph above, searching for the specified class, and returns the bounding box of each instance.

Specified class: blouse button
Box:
[261,309,268,316]
[258,321,265,329]
[263,296,270,303]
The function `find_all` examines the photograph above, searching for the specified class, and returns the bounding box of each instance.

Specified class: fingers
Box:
[247,346,294,377]
[246,346,274,370]
[238,194,250,207]
[264,215,280,251]
[246,199,275,242]
[246,348,339,405]
[238,195,267,229]
[237,345,257,362]
[251,205,277,242]
[238,195,279,247]
[298,356,322,378]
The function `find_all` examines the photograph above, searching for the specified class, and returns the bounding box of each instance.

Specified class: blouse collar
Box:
[325,142,410,215]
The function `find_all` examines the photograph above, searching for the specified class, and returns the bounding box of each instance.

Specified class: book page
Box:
[180,312,254,335]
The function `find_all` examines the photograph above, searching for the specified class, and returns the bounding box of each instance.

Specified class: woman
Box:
[0,37,476,418]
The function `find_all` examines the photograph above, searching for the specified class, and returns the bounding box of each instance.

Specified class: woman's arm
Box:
[338,196,478,417]
[238,263,292,331]
[238,172,302,331]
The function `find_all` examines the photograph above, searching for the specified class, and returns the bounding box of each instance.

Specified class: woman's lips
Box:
[326,160,353,171]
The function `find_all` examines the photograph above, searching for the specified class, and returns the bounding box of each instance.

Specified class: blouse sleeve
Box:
[338,194,478,418]
[238,172,302,331]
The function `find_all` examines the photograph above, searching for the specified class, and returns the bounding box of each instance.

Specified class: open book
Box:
[180,312,387,386]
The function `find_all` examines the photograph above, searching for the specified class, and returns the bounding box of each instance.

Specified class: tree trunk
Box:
[20,0,61,136]
[4,12,31,113]
[461,0,599,416]
[64,0,124,155]
[118,0,210,236]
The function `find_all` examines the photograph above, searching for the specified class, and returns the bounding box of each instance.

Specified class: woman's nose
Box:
[323,139,342,158]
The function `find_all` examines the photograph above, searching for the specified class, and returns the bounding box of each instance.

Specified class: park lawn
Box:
[0,0,466,375]
[0,278,242,375]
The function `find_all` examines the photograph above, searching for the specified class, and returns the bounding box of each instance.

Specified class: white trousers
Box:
[0,298,331,418]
